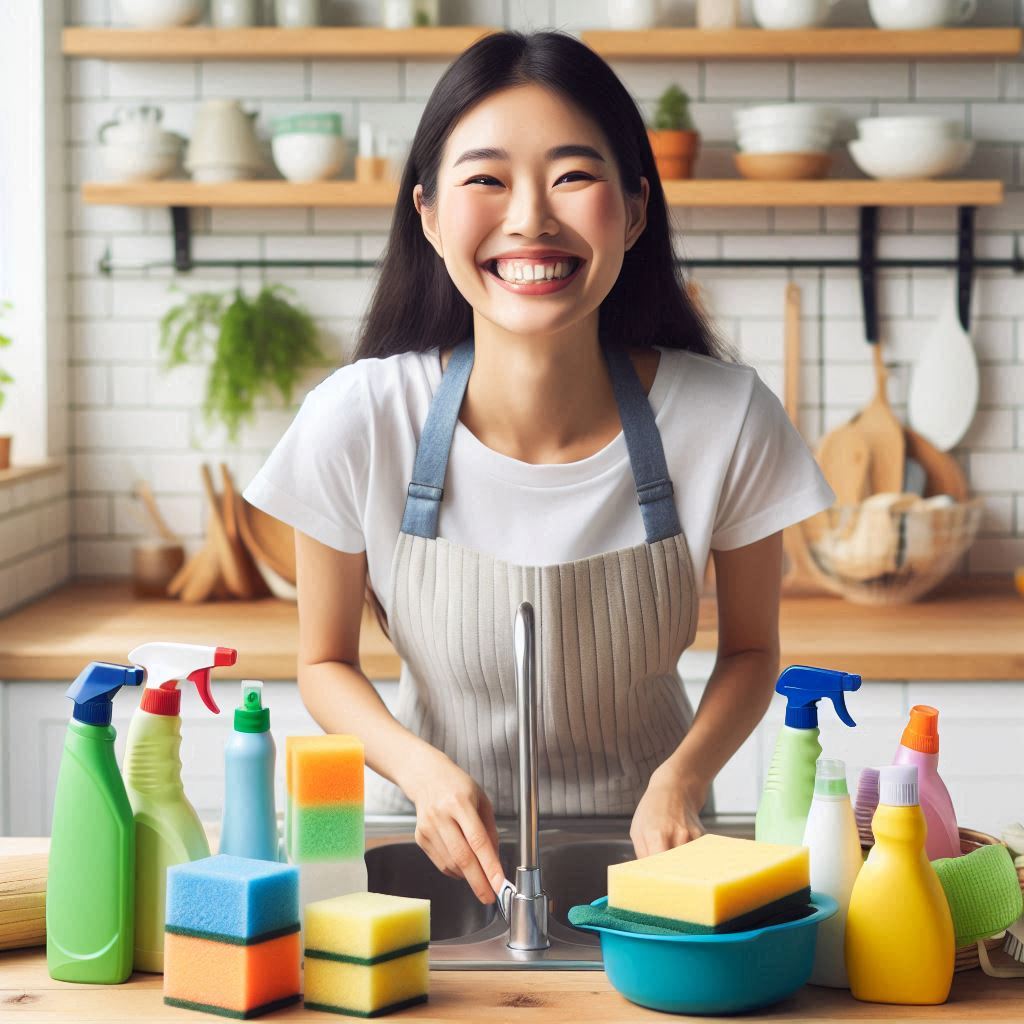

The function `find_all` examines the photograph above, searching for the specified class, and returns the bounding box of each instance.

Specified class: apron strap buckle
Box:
[636,478,674,505]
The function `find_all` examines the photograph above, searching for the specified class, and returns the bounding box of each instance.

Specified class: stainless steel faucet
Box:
[495,601,549,950]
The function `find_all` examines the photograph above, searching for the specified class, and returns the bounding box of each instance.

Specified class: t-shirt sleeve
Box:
[711,371,836,551]
[242,369,368,554]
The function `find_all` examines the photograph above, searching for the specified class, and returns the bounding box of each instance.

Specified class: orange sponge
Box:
[287,735,364,805]
[163,931,301,1019]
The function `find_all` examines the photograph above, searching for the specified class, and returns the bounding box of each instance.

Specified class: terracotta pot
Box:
[647,129,700,180]
[0,436,10,471]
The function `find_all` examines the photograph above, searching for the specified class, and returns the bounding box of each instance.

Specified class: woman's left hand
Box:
[629,767,707,859]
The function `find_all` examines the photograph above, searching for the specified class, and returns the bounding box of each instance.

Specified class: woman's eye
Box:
[463,172,594,187]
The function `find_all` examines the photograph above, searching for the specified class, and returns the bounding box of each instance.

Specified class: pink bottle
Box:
[893,706,960,860]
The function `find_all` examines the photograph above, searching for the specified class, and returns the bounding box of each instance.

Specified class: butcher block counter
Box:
[0,577,1021,681]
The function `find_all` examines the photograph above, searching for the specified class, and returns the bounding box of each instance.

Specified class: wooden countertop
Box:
[0,578,1020,682]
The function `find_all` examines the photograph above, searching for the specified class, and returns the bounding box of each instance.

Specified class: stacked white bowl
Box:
[849,118,974,180]
[733,104,837,156]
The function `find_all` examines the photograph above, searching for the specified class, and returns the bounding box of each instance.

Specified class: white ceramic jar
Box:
[211,0,259,26]
[607,0,659,30]
[275,0,320,26]
[697,0,739,29]
[752,0,839,29]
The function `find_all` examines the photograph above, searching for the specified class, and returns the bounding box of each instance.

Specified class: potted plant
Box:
[647,84,700,181]
[158,283,325,444]
[0,301,14,471]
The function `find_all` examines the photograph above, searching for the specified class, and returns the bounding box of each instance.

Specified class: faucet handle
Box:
[495,877,516,923]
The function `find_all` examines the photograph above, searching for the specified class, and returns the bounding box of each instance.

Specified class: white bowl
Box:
[271,133,346,183]
[116,0,202,27]
[856,117,964,143]
[734,104,838,131]
[738,126,834,154]
[101,143,180,182]
[848,137,974,180]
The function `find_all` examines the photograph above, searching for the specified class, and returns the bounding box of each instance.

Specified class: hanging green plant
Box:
[158,283,325,443]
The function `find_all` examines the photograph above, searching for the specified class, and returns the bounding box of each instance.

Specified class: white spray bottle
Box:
[123,641,237,973]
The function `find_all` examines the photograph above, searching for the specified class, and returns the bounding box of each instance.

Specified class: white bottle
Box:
[802,757,863,988]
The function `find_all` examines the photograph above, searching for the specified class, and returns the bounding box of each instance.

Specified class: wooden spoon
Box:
[852,342,905,495]
[904,425,969,501]
[220,463,270,598]
[133,480,179,543]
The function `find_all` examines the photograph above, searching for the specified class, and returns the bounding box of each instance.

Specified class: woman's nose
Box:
[502,186,559,238]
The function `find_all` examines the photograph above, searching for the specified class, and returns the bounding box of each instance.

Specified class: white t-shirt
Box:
[243,347,835,616]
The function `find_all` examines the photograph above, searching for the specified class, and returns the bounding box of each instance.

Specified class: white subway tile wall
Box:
[7,6,1024,615]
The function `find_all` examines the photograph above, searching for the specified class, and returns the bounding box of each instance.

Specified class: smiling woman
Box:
[243,30,835,910]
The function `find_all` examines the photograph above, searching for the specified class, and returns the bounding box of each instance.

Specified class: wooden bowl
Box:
[237,499,296,585]
[734,151,832,181]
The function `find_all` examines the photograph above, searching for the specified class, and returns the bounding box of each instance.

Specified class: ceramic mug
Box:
[98,105,164,148]
[607,0,659,30]
[275,0,320,26]
[211,0,259,26]
[868,0,976,28]
[753,0,839,29]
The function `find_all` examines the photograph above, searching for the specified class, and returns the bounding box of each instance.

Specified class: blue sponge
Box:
[166,854,300,944]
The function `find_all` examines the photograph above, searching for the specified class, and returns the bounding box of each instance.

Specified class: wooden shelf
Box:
[581,27,1023,60]
[62,25,499,60]
[82,178,1004,209]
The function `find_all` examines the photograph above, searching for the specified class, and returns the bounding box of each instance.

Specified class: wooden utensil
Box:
[851,342,905,495]
[132,542,185,599]
[780,283,833,595]
[237,499,297,585]
[220,463,270,599]
[904,425,969,501]
[200,463,256,600]
[179,541,222,604]
[133,480,179,543]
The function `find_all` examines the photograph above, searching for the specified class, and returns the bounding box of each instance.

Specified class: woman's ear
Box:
[624,175,650,253]
[413,183,444,259]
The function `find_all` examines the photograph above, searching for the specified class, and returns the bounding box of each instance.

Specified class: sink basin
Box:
[363,815,755,970]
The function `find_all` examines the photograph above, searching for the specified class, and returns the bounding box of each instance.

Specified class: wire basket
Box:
[798,498,984,605]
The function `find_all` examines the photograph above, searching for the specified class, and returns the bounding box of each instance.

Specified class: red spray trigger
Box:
[187,648,236,714]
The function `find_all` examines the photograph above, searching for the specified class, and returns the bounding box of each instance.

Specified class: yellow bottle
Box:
[845,764,954,1005]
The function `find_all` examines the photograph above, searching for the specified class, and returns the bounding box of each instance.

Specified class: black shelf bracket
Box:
[171,206,191,273]
[958,205,976,332]
[859,205,880,344]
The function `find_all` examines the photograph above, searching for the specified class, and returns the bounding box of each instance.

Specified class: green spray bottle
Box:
[123,641,237,973]
[755,665,862,846]
[46,661,144,983]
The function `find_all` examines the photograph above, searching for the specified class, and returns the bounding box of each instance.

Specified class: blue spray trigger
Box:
[775,664,861,730]
[67,662,145,727]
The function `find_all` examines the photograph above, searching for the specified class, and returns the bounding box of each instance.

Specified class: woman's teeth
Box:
[491,258,579,283]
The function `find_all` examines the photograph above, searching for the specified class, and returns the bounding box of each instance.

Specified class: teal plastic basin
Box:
[576,893,838,1016]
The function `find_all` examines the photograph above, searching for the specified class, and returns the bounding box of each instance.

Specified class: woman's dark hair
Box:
[354,29,731,363]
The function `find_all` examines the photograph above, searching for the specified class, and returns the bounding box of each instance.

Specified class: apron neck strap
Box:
[401,338,681,543]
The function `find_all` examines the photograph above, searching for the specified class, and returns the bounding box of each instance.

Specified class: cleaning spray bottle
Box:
[755,665,862,846]
[123,641,237,972]
[894,705,960,860]
[47,661,144,984]
[220,680,278,861]
[846,764,955,1005]
[803,758,863,988]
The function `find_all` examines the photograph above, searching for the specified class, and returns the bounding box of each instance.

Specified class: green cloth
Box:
[932,844,1023,947]
[567,887,813,937]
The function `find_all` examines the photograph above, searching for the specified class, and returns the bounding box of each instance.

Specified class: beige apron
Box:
[366,339,706,818]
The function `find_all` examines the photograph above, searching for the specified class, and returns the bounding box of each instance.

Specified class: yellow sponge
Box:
[305,892,430,961]
[303,892,430,1018]
[608,833,809,927]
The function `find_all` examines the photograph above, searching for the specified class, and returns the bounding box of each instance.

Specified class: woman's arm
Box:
[630,530,783,856]
[294,530,503,903]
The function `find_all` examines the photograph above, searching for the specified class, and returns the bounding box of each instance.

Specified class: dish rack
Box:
[796,498,983,605]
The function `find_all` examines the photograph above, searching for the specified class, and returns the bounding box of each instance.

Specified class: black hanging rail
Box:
[97,204,1024,341]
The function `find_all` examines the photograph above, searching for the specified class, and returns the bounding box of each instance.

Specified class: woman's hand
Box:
[402,748,504,906]
[629,767,707,859]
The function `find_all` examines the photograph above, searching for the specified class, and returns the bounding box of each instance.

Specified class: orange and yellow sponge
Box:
[163,855,301,1019]
[303,892,430,1018]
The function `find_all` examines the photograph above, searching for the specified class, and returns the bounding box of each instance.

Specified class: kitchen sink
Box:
[363,814,755,970]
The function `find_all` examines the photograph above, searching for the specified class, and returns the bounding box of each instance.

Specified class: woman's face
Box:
[414,83,649,340]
